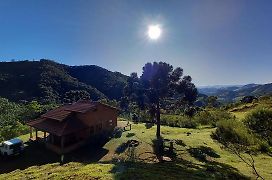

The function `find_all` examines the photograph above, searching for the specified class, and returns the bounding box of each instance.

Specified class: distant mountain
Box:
[198,83,272,102]
[0,60,128,103]
[2,60,270,104]
[198,85,242,96]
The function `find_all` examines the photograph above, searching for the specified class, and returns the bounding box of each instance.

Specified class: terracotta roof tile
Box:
[27,115,88,136]
[64,102,96,113]
[41,105,71,121]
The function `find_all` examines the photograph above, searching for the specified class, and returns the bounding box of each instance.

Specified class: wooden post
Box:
[51,135,54,144]
[35,129,38,140]
[61,136,65,153]
[44,132,46,142]
[169,141,174,155]
[30,127,33,139]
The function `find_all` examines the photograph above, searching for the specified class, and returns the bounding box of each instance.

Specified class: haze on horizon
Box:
[0,0,272,86]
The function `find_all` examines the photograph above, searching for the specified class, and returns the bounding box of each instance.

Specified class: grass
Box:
[0,162,114,179]
[1,121,272,179]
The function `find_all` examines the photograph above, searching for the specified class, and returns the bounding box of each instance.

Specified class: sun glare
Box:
[148,25,161,40]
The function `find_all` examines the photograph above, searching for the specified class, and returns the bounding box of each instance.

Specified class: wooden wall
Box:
[76,103,117,137]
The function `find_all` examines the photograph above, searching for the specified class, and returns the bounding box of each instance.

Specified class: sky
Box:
[0,0,272,86]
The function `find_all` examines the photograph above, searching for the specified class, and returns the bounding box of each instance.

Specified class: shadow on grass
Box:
[0,137,110,174]
[110,136,248,179]
[110,158,249,180]
[188,146,220,162]
[109,141,249,179]
[175,139,186,147]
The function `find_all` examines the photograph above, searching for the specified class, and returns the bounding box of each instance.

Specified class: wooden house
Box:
[26,100,118,154]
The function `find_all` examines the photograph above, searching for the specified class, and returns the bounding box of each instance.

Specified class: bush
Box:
[112,127,123,138]
[212,119,257,147]
[188,146,220,162]
[160,114,198,128]
[195,109,233,127]
[245,108,272,145]
[0,122,29,141]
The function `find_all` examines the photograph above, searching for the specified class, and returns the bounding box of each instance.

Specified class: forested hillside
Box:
[0,60,128,103]
[68,65,128,100]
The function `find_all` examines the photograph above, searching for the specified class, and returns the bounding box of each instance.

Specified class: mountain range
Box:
[198,83,272,102]
[0,60,128,103]
[0,60,271,103]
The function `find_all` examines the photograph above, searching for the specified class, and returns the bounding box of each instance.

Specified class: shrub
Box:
[212,119,257,147]
[245,108,272,145]
[160,114,198,128]
[195,109,233,127]
[126,133,135,138]
[112,127,123,138]
[212,118,265,179]
[0,122,29,141]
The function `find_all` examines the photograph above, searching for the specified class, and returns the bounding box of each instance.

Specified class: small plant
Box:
[126,133,135,138]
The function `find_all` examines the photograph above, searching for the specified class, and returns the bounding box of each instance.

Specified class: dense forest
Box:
[0,60,128,103]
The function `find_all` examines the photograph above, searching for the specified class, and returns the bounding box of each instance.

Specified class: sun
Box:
[148,25,161,40]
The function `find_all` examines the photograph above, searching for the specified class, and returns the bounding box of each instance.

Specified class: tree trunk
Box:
[156,102,161,138]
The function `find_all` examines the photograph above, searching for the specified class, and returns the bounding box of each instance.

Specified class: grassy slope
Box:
[0,163,114,179]
[230,100,272,120]
[1,122,272,179]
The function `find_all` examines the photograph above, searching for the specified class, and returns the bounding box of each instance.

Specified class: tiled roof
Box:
[41,101,97,121]
[64,101,96,113]
[26,100,118,136]
[41,105,72,121]
[27,116,88,136]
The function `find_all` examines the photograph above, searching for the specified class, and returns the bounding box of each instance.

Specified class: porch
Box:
[26,117,90,154]
[28,127,88,154]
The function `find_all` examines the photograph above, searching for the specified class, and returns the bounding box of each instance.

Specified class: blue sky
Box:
[0,0,272,86]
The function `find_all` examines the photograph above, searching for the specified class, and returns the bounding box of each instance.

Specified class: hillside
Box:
[0,60,128,102]
[1,122,272,179]
[68,65,128,100]
[198,83,272,102]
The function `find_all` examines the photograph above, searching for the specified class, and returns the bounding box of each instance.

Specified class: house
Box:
[26,100,118,154]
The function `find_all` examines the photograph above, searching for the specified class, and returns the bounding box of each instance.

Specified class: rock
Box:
[162,156,172,162]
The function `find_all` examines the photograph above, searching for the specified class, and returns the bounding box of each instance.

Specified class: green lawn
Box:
[1,122,272,179]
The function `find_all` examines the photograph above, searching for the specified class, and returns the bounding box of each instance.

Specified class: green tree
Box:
[206,96,219,108]
[0,98,28,141]
[124,62,198,138]
[63,90,90,103]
